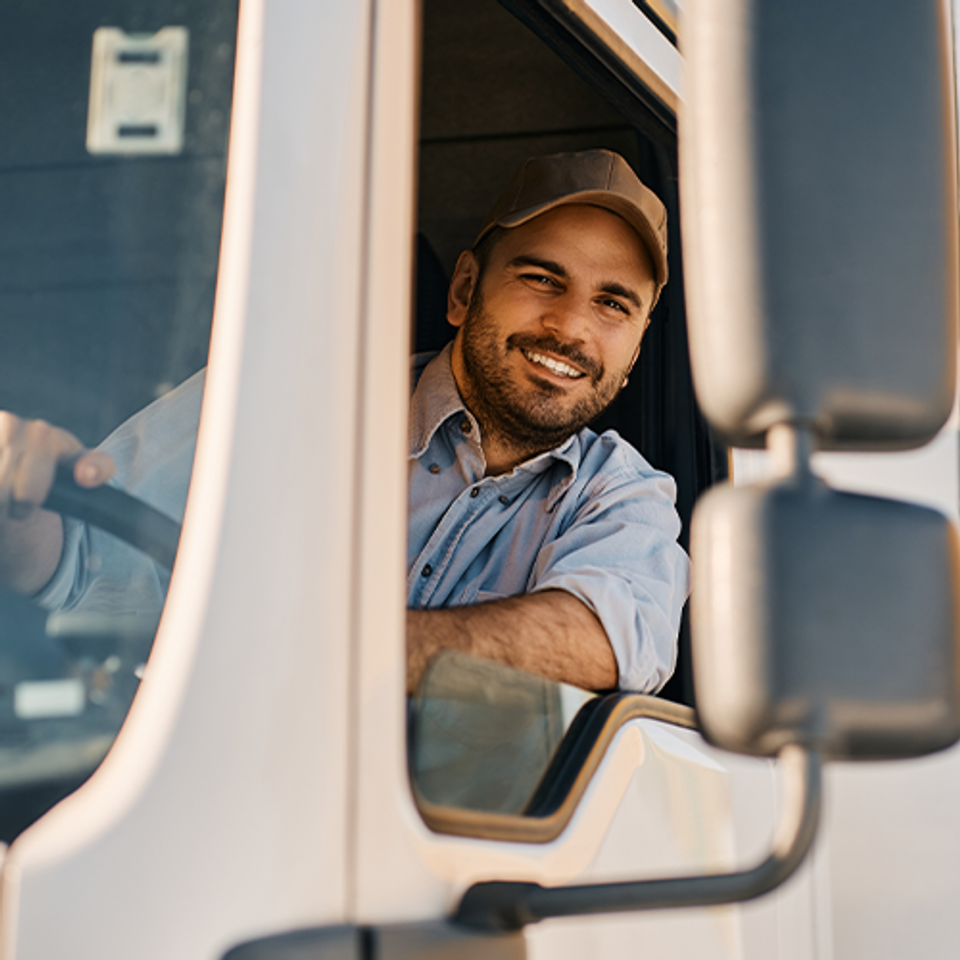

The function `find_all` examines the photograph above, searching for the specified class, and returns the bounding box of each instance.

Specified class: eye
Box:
[521,272,559,289]
[599,296,630,316]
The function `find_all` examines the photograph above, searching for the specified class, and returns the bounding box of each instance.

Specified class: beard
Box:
[457,290,631,461]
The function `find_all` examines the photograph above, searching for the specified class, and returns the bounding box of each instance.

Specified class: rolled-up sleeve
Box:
[33,516,88,610]
[530,456,690,693]
[33,370,203,615]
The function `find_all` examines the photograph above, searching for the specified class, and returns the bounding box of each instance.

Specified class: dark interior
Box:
[415,0,727,705]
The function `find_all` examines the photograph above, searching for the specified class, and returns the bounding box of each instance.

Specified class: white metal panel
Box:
[344,0,422,925]
[0,0,372,956]
[825,747,960,959]
[814,9,960,951]
[524,725,781,960]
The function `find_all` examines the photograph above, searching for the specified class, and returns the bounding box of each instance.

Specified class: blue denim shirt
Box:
[408,347,690,693]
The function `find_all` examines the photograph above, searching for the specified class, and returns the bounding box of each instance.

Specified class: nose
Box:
[541,291,588,343]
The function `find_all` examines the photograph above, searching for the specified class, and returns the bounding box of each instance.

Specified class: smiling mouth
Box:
[521,348,586,380]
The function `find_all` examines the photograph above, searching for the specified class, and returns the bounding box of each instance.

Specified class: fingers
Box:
[0,412,113,521]
[0,413,80,517]
[73,450,115,487]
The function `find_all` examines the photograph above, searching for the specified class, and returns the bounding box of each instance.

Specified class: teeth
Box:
[522,349,584,379]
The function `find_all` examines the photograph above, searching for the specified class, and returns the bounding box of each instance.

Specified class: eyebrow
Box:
[507,255,568,277]
[599,281,643,310]
[506,255,645,310]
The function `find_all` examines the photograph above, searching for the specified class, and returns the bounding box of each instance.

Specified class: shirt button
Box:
[421,564,433,578]
[470,488,480,498]
[499,495,509,505]
[460,418,472,434]
[429,463,441,474]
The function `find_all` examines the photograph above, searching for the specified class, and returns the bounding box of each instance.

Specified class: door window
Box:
[408,0,718,838]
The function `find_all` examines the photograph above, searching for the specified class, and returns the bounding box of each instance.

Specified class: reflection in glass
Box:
[409,651,595,815]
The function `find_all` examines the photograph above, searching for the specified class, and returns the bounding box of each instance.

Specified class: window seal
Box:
[635,0,677,45]
[539,0,678,119]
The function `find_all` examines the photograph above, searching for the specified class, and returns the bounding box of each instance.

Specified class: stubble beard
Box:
[457,289,630,463]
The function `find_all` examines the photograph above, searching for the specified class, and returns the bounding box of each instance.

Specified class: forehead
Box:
[491,204,656,284]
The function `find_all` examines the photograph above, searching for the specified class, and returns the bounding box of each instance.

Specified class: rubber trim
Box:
[637,0,677,41]
[540,0,679,115]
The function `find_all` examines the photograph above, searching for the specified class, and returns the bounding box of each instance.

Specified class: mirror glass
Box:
[409,651,595,816]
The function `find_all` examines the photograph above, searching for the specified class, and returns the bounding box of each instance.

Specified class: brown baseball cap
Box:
[475,149,669,303]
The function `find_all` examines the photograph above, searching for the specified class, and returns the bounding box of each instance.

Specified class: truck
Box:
[0,0,958,957]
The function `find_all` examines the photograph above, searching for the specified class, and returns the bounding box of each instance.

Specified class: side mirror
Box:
[682,0,960,760]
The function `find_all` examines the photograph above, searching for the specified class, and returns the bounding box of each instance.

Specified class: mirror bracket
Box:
[454,744,821,931]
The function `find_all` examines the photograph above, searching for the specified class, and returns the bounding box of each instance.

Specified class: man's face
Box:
[448,204,658,460]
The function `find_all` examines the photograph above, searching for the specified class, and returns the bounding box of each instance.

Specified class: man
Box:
[0,150,688,694]
[405,150,687,694]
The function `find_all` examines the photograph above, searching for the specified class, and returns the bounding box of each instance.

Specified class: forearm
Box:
[406,589,618,694]
[0,411,116,596]
[0,510,64,595]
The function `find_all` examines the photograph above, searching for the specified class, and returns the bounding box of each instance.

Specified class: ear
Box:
[622,316,652,387]
[447,250,480,329]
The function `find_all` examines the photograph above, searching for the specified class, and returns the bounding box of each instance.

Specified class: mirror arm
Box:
[454,744,821,932]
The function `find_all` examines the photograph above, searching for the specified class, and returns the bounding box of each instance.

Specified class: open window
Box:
[407,0,725,836]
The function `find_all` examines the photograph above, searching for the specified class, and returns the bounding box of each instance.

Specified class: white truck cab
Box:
[0,1,958,958]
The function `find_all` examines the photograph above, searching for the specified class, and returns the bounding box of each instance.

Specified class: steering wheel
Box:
[43,465,181,570]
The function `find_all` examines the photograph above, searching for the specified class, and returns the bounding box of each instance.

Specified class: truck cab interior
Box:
[414,0,725,707]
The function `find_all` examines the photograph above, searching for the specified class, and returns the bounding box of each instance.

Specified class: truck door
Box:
[3,1,954,959]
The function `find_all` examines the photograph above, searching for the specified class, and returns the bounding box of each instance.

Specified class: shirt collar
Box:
[408,343,586,500]
[409,343,467,458]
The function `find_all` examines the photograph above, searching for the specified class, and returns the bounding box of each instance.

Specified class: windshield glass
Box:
[0,0,237,842]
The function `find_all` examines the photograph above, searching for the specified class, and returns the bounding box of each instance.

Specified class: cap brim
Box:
[489,190,669,296]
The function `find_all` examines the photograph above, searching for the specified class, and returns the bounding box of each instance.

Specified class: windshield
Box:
[0,0,237,842]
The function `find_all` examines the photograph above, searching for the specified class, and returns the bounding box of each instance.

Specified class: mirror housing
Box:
[691,468,960,759]
[681,0,959,449]
[682,0,960,760]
